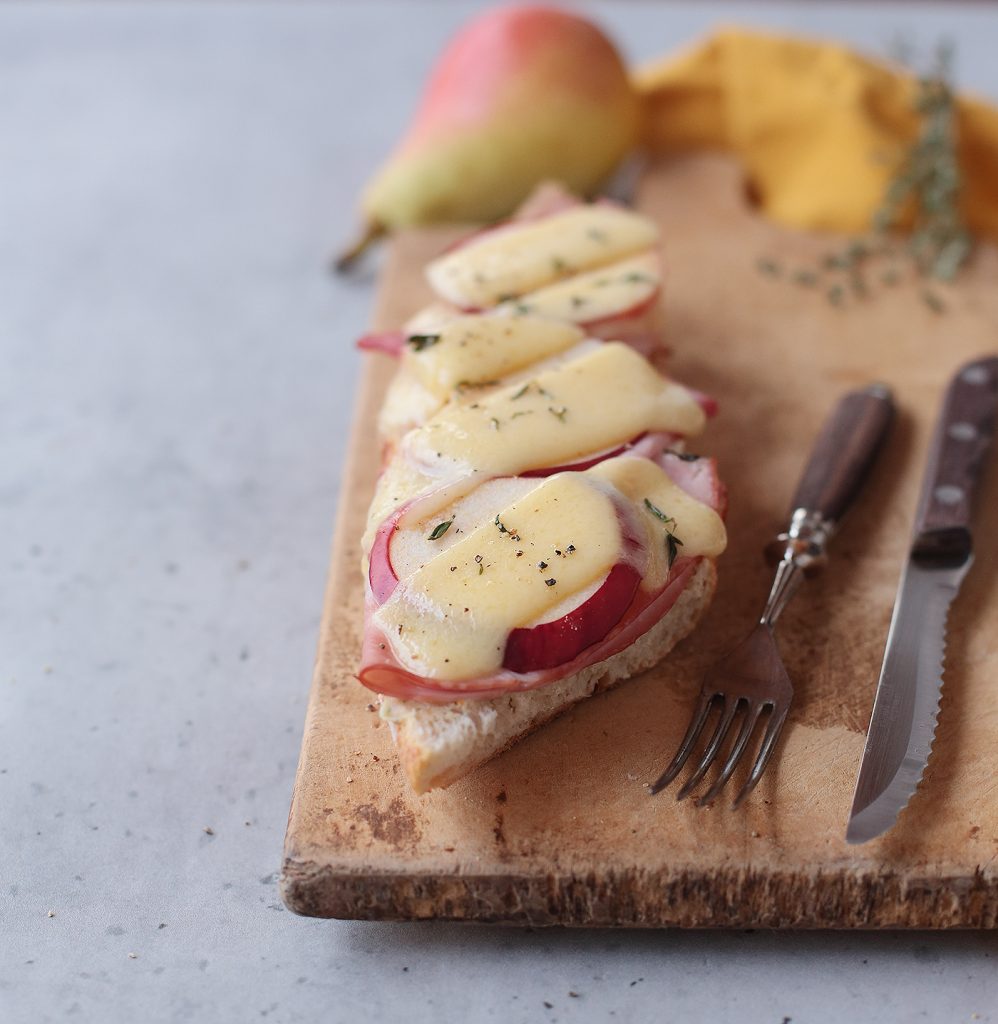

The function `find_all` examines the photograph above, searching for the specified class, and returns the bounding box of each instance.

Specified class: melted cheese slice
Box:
[374,473,622,680]
[426,206,659,309]
[589,457,727,591]
[403,343,705,478]
[404,316,583,400]
[493,252,661,326]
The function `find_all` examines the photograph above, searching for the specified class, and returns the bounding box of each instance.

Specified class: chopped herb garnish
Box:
[496,292,519,303]
[511,383,531,400]
[548,406,568,422]
[538,386,554,399]
[513,302,533,315]
[478,562,484,575]
[756,258,782,277]
[407,333,441,352]
[666,533,683,570]
[570,295,586,308]
[490,417,501,431]
[645,498,683,569]
[624,272,652,284]
[544,578,557,587]
[511,410,533,420]
[552,256,569,275]
[455,379,500,393]
[643,499,676,527]
[428,519,454,541]
[587,227,609,244]
[495,515,508,534]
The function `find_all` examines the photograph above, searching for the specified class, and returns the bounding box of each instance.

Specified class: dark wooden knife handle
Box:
[790,383,895,524]
[912,356,998,562]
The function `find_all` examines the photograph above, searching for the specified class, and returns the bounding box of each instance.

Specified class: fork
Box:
[650,383,896,807]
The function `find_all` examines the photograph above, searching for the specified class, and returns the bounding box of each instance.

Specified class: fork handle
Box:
[789,383,896,525]
[760,383,895,628]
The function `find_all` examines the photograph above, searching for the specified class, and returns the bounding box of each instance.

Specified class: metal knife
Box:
[846,356,998,844]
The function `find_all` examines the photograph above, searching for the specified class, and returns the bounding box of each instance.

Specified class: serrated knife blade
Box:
[846,356,998,845]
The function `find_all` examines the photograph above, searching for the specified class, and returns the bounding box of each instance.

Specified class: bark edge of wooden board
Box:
[280,862,998,928]
[281,155,998,928]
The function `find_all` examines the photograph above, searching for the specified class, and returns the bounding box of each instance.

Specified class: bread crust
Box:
[380,559,716,793]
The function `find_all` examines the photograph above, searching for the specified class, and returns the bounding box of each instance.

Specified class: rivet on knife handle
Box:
[912,356,998,564]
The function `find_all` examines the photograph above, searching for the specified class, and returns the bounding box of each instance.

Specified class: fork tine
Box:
[694,700,765,807]
[648,692,715,794]
[732,704,790,809]
[675,696,740,801]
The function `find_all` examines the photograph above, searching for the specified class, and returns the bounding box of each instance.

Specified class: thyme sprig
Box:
[644,498,684,570]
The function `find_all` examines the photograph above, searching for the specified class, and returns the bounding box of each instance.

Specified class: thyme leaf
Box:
[643,498,677,527]
[666,533,683,570]
[428,519,454,541]
[407,333,441,352]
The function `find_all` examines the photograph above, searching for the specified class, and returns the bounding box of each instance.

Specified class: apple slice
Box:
[382,477,540,588]
[503,562,640,672]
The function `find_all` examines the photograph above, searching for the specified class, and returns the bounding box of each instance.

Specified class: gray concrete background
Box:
[2,2,997,1021]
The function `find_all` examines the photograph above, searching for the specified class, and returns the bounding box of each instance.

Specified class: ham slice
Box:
[357,331,406,357]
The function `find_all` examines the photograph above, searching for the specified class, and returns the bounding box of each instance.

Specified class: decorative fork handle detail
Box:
[761,384,896,629]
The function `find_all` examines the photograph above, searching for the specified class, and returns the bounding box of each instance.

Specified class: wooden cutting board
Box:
[281,155,998,927]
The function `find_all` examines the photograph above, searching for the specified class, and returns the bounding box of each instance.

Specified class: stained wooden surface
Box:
[282,155,998,927]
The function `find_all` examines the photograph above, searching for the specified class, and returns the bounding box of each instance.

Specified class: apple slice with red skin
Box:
[372,481,647,679]
[368,503,408,603]
[502,561,640,673]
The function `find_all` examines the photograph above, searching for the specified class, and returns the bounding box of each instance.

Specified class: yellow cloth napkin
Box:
[634,29,998,240]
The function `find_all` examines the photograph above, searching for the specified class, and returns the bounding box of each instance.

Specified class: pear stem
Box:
[333,221,387,274]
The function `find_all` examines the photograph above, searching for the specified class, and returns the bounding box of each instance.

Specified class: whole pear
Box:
[338,4,640,268]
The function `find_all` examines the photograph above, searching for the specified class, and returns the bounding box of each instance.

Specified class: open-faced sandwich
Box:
[356,197,726,794]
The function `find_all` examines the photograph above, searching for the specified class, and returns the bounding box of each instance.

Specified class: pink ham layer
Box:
[358,450,725,703]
